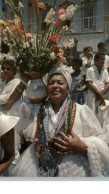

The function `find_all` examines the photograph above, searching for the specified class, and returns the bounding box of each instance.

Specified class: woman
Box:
[0,59,20,114]
[70,58,86,105]
[0,112,19,175]
[8,66,109,177]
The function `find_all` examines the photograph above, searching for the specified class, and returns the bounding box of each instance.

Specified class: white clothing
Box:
[0,112,19,137]
[97,100,109,144]
[104,55,109,70]
[86,65,109,113]
[0,65,1,84]
[0,112,19,163]
[0,78,20,114]
[10,103,109,177]
[7,97,40,168]
[81,55,94,74]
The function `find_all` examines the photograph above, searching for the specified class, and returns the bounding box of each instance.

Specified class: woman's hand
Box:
[95,93,106,104]
[53,131,87,156]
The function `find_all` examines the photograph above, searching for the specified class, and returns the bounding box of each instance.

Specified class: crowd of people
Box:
[0,41,109,177]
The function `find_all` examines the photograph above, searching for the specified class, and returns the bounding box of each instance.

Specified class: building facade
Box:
[1,0,109,52]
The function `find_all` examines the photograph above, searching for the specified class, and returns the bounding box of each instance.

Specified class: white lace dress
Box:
[9,103,109,177]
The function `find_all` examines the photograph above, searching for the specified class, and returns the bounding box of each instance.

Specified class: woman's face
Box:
[48,74,69,103]
[2,64,15,82]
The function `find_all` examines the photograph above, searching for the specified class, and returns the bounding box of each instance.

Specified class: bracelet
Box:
[20,78,28,87]
[15,85,24,95]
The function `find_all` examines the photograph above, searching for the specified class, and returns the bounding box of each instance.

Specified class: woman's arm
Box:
[0,128,15,174]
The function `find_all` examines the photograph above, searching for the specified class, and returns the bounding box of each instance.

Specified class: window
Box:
[83,3,94,29]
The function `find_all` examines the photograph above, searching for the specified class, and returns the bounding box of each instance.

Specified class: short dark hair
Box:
[83,46,93,53]
[1,59,16,70]
[94,53,105,61]
[97,42,106,49]
[73,58,82,67]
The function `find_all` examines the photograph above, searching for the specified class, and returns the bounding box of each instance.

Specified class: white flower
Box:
[23,42,30,48]
[66,4,78,13]
[67,39,75,48]
[50,52,56,60]
[5,0,8,4]
[59,14,67,21]
[62,25,69,31]
[18,1,23,8]
[63,38,75,48]
[44,8,55,25]
[60,5,78,21]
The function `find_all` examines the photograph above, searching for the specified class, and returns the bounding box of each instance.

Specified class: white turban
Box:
[47,64,72,89]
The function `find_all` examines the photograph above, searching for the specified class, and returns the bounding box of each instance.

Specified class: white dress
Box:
[86,65,109,114]
[9,103,109,177]
[7,97,40,169]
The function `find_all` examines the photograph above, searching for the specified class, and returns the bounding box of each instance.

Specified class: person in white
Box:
[0,112,19,175]
[8,65,109,177]
[0,59,20,114]
[97,42,109,73]
[81,46,94,77]
[86,53,109,115]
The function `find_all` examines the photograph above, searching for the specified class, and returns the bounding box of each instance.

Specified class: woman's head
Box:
[83,46,93,58]
[1,59,17,82]
[47,66,72,106]
[72,58,82,71]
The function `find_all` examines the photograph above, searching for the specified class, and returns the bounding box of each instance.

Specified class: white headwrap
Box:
[47,64,72,89]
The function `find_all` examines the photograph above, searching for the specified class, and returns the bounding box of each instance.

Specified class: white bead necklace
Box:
[43,98,70,140]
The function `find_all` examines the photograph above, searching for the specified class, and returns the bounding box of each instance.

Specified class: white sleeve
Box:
[0,93,13,104]
[104,70,109,83]
[81,57,87,66]
[86,68,93,81]
[80,105,103,137]
[0,79,20,104]
[80,105,109,176]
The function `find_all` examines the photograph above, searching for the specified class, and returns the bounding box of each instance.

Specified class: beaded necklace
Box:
[33,97,76,176]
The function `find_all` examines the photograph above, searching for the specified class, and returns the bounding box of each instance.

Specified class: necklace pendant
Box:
[40,148,54,168]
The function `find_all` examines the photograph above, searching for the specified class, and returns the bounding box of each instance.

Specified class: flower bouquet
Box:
[0,0,78,74]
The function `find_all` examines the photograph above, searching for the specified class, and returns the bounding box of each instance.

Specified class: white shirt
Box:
[86,65,109,92]
[0,65,1,84]
[86,65,109,113]
[104,54,109,70]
